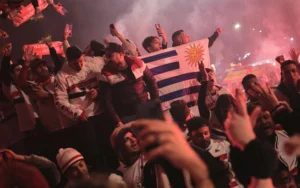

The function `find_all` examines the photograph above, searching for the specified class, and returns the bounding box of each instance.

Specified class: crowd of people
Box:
[1,1,300,187]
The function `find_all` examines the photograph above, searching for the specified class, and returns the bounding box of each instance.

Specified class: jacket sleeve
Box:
[198,81,210,119]
[54,72,83,119]
[143,66,159,100]
[208,31,219,48]
[0,56,12,87]
[49,47,64,74]
[24,154,61,187]
[16,65,30,89]
[99,81,121,124]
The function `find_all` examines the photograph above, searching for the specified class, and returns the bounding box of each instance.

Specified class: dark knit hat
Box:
[186,117,210,133]
[169,100,190,124]
[66,46,82,60]
[30,58,47,73]
[105,42,124,53]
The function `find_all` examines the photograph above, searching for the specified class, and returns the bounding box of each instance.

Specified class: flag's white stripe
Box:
[158,79,200,96]
[146,56,179,69]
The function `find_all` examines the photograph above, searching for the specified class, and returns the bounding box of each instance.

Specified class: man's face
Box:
[207,71,216,88]
[124,132,140,154]
[68,55,84,72]
[255,111,275,137]
[191,126,211,149]
[65,160,89,182]
[179,32,190,45]
[148,37,162,53]
[105,52,126,70]
[34,64,50,79]
[244,77,259,96]
[282,64,299,85]
[10,65,22,81]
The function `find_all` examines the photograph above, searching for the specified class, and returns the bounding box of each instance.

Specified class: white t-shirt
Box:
[118,156,147,188]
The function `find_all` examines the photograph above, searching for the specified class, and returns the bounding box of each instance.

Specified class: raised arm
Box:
[208,28,222,48]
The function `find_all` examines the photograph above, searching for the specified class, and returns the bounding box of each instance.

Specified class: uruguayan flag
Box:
[140,39,210,114]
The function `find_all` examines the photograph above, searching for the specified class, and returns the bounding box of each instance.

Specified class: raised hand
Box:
[289,48,300,63]
[216,28,223,34]
[224,89,257,150]
[247,83,279,111]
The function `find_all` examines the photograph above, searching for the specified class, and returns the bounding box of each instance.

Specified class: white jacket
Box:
[54,56,105,120]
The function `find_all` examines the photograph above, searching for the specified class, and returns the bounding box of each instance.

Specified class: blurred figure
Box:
[0,149,50,188]
[100,43,159,126]
[187,117,243,188]
[55,45,110,170]
[198,62,231,110]
[169,100,193,137]
[111,127,145,188]
[241,74,260,105]
[110,25,141,57]
[172,28,222,47]
[142,25,168,53]
[275,60,300,110]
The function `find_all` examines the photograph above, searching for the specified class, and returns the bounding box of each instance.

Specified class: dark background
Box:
[1,0,300,71]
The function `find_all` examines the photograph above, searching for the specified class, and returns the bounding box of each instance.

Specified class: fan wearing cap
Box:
[56,148,89,184]
[169,100,193,137]
[172,28,222,47]
[100,43,159,126]
[187,117,243,188]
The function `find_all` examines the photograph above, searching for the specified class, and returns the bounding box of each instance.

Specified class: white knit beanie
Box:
[56,148,84,173]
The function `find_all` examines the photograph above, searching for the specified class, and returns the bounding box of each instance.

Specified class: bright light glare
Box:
[290,37,294,41]
[259,30,262,33]
[234,23,241,29]
[252,28,255,31]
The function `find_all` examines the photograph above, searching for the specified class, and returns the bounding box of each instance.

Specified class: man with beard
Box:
[248,105,298,182]
[187,117,243,188]
[100,43,159,126]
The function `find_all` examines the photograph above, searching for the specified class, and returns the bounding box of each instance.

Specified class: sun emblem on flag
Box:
[185,44,205,67]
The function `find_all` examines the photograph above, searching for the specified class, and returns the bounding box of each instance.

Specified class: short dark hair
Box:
[280,60,298,70]
[90,40,105,57]
[242,74,257,88]
[170,100,190,124]
[66,46,82,61]
[30,58,48,74]
[187,117,210,133]
[142,36,158,52]
[172,30,184,47]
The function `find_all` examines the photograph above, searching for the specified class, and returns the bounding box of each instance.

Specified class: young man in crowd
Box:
[142,26,168,53]
[100,43,159,126]
[187,117,243,188]
[248,104,299,186]
[275,60,300,110]
[56,148,125,187]
[169,100,193,137]
[199,61,231,110]
[54,45,108,170]
[110,25,141,57]
[111,127,145,188]
[241,74,261,105]
[172,28,222,47]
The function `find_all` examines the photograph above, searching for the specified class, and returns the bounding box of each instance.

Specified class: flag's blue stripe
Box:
[150,62,179,76]
[157,72,199,88]
[142,50,178,63]
[160,86,200,102]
